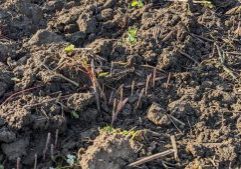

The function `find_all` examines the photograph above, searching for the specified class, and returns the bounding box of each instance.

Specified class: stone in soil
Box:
[146,103,170,126]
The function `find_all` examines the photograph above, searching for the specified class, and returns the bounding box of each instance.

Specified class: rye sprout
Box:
[127,27,138,44]
[131,0,144,8]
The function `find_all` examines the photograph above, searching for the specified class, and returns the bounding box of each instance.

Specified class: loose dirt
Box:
[0,0,241,168]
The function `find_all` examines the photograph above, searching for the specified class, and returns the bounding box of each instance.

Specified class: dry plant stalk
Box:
[152,67,157,87]
[116,98,129,114]
[119,84,124,102]
[111,98,129,125]
[43,132,51,160]
[110,61,114,75]
[128,149,175,167]
[178,50,199,64]
[111,98,117,125]
[135,88,145,110]
[165,72,171,88]
[51,144,54,161]
[170,135,179,161]
[145,74,152,95]
[234,21,241,36]
[16,157,21,169]
[90,60,101,111]
[55,129,59,147]
[125,77,167,89]
[1,85,43,105]
[34,154,37,169]
[42,63,79,87]
[108,91,114,105]
[90,59,108,110]
[131,80,135,96]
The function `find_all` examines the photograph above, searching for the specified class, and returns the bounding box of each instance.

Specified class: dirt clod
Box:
[79,132,138,169]
[147,103,170,126]
[27,29,65,46]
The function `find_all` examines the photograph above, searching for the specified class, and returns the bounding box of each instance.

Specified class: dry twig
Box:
[43,132,51,160]
[170,135,179,161]
[128,149,175,167]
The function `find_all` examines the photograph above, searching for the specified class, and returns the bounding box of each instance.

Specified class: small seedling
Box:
[64,44,75,53]
[70,111,79,119]
[100,126,144,141]
[127,27,138,44]
[131,0,144,8]
[97,72,110,78]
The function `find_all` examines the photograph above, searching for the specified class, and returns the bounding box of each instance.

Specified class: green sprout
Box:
[127,27,138,44]
[70,111,79,119]
[100,126,143,141]
[97,72,110,78]
[64,44,75,53]
[131,0,144,8]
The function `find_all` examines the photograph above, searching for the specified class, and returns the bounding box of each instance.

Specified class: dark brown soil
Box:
[1,0,241,168]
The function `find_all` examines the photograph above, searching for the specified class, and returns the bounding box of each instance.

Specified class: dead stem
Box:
[108,91,114,105]
[16,157,21,169]
[215,44,237,80]
[135,88,145,110]
[51,144,54,161]
[90,60,101,112]
[111,98,117,125]
[55,129,59,148]
[178,51,199,65]
[1,85,44,105]
[125,77,167,89]
[112,98,129,125]
[116,98,129,115]
[170,135,179,161]
[42,63,79,87]
[34,154,37,169]
[145,74,152,95]
[152,67,157,88]
[165,72,171,88]
[110,61,114,75]
[127,149,175,167]
[118,84,124,102]
[190,33,214,42]
[167,115,183,134]
[43,132,51,160]
[131,80,135,96]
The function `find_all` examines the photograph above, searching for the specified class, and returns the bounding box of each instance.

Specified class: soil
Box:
[0,0,241,168]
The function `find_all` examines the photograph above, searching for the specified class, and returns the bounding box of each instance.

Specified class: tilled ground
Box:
[1,0,241,168]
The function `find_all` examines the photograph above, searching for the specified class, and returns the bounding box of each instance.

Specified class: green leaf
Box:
[98,72,110,77]
[128,29,137,36]
[131,0,144,8]
[71,111,79,119]
[64,44,75,53]
[0,165,4,169]
[127,27,138,44]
